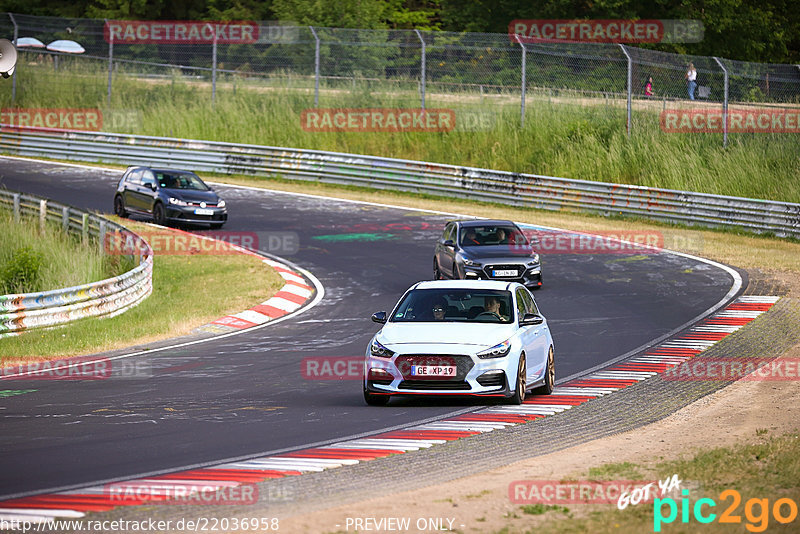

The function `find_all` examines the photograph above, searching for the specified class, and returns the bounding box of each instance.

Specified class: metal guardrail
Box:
[1,127,799,239]
[0,188,153,334]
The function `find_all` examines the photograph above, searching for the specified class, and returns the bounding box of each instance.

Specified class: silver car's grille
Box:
[483,264,524,279]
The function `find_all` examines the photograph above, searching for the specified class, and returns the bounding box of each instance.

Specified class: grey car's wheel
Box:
[533,346,555,395]
[364,387,390,406]
[152,202,166,226]
[433,259,443,280]
[509,353,526,405]
[113,195,128,218]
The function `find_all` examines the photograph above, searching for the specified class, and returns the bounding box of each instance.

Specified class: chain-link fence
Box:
[2,13,799,146]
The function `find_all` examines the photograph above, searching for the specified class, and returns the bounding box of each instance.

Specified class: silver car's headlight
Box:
[370,339,395,359]
[528,253,540,265]
[463,257,481,267]
[476,340,511,359]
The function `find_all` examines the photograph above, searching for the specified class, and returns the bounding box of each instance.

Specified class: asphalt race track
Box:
[0,157,739,498]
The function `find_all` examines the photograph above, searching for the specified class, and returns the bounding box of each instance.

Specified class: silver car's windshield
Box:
[460,225,527,247]
[391,288,513,323]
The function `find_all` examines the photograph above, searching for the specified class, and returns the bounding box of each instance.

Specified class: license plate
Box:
[493,269,517,277]
[194,208,214,215]
[411,365,456,377]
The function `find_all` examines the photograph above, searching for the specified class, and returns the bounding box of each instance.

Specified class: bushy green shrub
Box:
[1,247,44,294]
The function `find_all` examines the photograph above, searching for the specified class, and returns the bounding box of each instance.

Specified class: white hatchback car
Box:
[364,280,555,406]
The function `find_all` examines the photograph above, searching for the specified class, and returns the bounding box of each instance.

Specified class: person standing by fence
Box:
[686,63,697,100]
[645,77,654,96]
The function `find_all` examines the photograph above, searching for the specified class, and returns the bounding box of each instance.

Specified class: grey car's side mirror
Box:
[520,313,544,326]
[371,311,387,324]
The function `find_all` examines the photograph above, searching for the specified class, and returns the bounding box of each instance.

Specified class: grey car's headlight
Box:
[217,199,226,208]
[168,197,189,206]
[370,339,395,359]
[477,340,511,359]
[463,257,481,267]
[528,253,540,265]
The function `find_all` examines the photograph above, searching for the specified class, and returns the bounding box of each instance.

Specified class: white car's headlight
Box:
[476,340,511,359]
[370,339,395,359]
[168,197,189,206]
[217,199,226,208]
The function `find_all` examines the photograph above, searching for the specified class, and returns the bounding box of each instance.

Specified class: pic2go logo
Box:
[653,489,799,532]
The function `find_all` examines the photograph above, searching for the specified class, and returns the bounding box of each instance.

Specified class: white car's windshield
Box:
[391,289,513,323]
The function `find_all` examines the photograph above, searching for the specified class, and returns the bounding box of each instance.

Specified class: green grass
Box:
[0,212,133,294]
[4,62,800,203]
[0,219,284,360]
[508,431,800,533]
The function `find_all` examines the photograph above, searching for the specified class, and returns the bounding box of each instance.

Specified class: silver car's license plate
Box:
[493,269,517,277]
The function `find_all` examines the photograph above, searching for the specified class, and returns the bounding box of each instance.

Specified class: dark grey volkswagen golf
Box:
[433,219,542,289]
[113,166,227,228]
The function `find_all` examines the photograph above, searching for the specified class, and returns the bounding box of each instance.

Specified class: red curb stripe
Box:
[2,495,146,506]
[445,413,528,424]
[279,449,397,460]
[374,430,481,439]
[566,379,640,387]
[701,318,754,325]
[678,332,730,340]
[271,266,299,275]
[448,414,540,423]
[274,291,307,305]
[727,303,773,311]
[522,398,588,406]
[611,363,673,372]
[0,500,117,512]
[250,304,288,318]
[153,471,277,482]
[211,315,257,329]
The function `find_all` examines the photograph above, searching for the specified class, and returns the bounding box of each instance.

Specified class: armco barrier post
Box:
[9,13,17,103]
[62,206,69,231]
[99,220,107,254]
[713,57,729,148]
[516,35,526,128]
[39,199,47,233]
[13,193,20,222]
[106,19,113,104]
[82,213,89,243]
[618,44,632,137]
[309,26,320,107]
[414,29,426,109]
[210,24,217,104]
